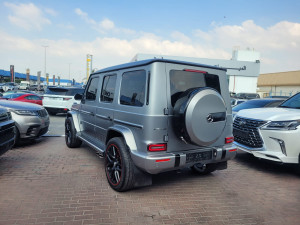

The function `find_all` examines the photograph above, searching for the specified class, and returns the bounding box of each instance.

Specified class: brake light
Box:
[225,137,234,144]
[229,149,237,152]
[63,98,72,101]
[184,69,207,74]
[147,143,167,152]
[64,108,68,111]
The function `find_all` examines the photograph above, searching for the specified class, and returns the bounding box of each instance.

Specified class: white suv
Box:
[233,93,300,169]
[43,86,84,115]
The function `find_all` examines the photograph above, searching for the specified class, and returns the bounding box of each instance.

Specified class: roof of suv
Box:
[94,59,227,74]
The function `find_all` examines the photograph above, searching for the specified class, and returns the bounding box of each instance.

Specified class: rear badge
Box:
[206,114,214,123]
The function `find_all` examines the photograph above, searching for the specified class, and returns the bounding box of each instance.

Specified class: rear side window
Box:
[120,70,146,107]
[170,70,221,107]
[101,75,117,103]
[25,95,42,100]
[86,77,99,101]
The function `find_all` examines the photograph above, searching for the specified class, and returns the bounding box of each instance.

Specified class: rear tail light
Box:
[184,69,207,74]
[147,143,167,152]
[63,98,72,101]
[225,137,234,144]
[229,148,237,152]
[64,108,68,111]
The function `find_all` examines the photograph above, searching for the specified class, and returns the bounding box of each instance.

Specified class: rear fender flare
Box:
[106,125,137,152]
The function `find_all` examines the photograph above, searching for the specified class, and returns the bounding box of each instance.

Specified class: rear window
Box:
[170,70,221,107]
[45,87,85,96]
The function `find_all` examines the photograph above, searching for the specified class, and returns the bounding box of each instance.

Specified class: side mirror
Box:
[74,93,83,100]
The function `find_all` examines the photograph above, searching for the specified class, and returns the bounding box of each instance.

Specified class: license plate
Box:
[186,151,212,163]
[233,128,249,139]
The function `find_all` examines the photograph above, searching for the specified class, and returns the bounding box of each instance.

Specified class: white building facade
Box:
[132,49,260,94]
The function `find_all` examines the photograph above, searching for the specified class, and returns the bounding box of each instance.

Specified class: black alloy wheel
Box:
[105,143,122,186]
[105,137,135,192]
[65,117,82,148]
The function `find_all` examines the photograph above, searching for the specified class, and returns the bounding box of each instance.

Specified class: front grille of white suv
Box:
[233,116,267,148]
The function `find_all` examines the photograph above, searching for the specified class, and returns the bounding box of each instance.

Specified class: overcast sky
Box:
[0,0,299,82]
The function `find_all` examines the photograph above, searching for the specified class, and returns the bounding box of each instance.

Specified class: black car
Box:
[234,92,260,99]
[232,98,285,118]
[28,84,44,92]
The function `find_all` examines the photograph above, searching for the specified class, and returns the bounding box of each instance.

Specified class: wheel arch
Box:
[106,125,138,152]
[66,111,81,132]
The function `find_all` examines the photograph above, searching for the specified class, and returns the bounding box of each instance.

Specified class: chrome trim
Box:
[269,137,287,156]
[234,141,264,152]
[81,120,95,126]
[114,119,143,129]
[80,110,94,115]
[95,114,111,120]
[77,136,105,153]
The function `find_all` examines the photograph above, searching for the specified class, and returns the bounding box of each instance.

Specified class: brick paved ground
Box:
[0,137,299,225]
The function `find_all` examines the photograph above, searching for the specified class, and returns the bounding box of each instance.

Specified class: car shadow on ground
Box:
[234,151,299,176]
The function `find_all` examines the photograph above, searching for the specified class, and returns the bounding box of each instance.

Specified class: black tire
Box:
[192,163,218,175]
[105,137,135,192]
[65,117,82,148]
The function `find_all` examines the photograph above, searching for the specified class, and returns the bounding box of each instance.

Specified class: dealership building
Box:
[132,48,261,94]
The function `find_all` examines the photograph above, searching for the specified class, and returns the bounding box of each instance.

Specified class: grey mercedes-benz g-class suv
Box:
[65,59,236,191]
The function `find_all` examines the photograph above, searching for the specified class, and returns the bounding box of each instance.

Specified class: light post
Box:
[42,45,48,85]
[68,63,71,86]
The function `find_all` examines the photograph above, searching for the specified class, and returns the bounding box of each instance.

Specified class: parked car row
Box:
[0,85,86,155]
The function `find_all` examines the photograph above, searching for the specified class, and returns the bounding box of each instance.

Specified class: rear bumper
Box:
[131,145,237,174]
[45,107,69,113]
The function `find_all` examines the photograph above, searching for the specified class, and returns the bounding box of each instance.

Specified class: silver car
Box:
[0,101,49,143]
[65,59,237,191]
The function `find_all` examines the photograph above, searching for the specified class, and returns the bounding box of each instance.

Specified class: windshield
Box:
[232,100,271,111]
[279,93,300,109]
[20,83,28,86]
[45,87,85,96]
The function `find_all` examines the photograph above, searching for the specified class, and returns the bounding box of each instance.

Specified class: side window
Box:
[120,70,146,107]
[101,75,117,103]
[86,77,99,101]
[25,96,33,100]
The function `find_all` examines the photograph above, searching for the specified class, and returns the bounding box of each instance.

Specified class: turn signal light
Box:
[148,143,167,152]
[225,137,234,144]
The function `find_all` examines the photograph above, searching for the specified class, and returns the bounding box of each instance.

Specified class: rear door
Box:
[43,88,68,107]
[165,63,224,152]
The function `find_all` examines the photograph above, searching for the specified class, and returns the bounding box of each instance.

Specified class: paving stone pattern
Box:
[0,137,299,225]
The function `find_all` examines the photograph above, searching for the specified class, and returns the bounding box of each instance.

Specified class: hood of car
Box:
[236,107,300,121]
[0,100,43,110]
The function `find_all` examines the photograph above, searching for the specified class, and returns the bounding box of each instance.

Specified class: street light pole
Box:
[68,63,71,86]
[42,45,48,83]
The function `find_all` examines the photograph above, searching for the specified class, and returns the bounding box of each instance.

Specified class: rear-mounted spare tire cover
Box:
[173,87,227,146]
